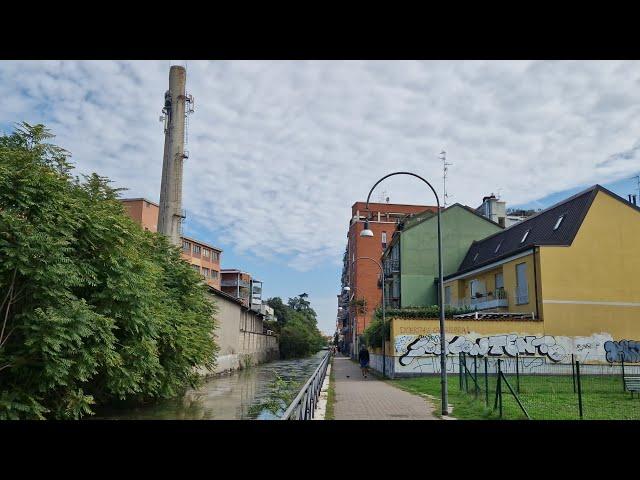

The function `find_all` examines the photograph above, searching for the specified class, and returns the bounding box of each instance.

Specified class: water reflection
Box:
[96,351,326,420]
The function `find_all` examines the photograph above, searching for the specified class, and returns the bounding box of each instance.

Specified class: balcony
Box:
[221,279,250,288]
[383,259,400,276]
[456,289,509,311]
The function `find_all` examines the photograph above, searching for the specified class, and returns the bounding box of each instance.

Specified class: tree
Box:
[267,294,324,359]
[0,123,218,419]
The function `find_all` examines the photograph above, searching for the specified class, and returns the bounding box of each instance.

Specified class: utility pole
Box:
[158,65,194,246]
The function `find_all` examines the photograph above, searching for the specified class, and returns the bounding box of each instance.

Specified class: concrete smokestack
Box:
[158,65,187,246]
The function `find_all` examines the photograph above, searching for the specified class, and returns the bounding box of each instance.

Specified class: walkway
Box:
[332,356,437,420]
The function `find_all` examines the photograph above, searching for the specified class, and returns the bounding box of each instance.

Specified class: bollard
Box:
[484,357,489,408]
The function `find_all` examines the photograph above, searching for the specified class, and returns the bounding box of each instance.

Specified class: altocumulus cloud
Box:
[1,60,640,271]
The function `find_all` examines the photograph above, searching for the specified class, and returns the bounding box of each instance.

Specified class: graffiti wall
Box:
[392,330,638,375]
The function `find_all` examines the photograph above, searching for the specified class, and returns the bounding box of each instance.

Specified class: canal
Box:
[96,351,327,420]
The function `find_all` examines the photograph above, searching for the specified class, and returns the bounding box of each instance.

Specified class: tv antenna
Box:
[633,175,640,199]
[440,150,452,207]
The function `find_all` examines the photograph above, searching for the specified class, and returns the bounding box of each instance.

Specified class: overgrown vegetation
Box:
[0,123,218,419]
[325,362,336,420]
[382,305,476,319]
[247,372,299,418]
[265,293,325,359]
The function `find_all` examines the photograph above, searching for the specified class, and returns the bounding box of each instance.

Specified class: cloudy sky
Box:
[1,60,639,335]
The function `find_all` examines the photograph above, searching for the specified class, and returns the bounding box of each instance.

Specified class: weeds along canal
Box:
[95,351,327,420]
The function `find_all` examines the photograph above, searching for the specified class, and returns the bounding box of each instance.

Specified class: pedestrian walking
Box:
[358,344,370,378]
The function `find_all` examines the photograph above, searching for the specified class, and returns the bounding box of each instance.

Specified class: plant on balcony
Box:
[350,297,367,315]
[375,305,476,320]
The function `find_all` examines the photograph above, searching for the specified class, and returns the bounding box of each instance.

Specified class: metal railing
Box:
[281,351,330,420]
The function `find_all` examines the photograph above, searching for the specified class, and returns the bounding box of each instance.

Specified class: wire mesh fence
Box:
[458,353,640,419]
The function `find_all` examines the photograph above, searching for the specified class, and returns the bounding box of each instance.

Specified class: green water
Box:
[95,351,325,420]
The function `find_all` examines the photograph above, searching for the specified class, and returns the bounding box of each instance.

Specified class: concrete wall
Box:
[204,291,279,376]
[376,316,640,377]
[399,205,502,307]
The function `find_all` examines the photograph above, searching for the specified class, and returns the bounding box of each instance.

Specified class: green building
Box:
[382,203,503,308]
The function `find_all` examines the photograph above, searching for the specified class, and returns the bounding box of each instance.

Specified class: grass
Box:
[392,373,640,420]
[325,360,336,420]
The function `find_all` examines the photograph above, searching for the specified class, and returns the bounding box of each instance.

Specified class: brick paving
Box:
[332,356,437,420]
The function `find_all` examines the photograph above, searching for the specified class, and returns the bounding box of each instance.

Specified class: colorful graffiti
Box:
[604,340,640,363]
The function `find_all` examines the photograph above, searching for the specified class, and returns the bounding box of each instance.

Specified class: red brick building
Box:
[338,201,437,355]
[120,198,222,289]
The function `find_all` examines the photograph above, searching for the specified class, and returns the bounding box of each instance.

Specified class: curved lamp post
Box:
[360,171,448,416]
[354,256,386,378]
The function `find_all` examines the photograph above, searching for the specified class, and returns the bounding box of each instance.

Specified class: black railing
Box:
[281,352,331,420]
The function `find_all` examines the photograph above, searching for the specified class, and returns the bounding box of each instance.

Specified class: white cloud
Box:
[2,60,640,272]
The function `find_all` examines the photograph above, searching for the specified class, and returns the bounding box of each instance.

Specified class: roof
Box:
[182,236,223,252]
[446,184,640,279]
[382,203,502,258]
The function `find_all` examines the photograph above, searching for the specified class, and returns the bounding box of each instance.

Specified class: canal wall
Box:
[202,288,279,376]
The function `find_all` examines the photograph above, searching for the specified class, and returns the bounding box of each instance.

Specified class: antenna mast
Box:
[440,150,452,207]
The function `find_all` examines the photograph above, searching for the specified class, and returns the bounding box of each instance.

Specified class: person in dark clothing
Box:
[358,345,370,378]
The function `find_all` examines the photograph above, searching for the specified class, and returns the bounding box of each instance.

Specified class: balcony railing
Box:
[220,279,251,288]
[455,289,509,311]
[383,259,400,275]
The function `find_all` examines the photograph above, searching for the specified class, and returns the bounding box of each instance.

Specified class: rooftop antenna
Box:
[440,150,452,207]
[633,175,640,199]
[378,190,388,203]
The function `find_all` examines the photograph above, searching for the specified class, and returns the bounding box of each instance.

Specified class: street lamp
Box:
[360,171,448,416]
[354,256,386,378]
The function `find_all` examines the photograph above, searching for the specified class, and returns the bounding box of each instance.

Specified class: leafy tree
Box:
[0,123,218,419]
[267,294,324,359]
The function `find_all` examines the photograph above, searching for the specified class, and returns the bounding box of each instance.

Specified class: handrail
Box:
[281,351,331,420]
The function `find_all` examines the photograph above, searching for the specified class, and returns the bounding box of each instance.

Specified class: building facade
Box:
[120,198,222,289]
[203,287,279,375]
[382,203,503,309]
[337,201,436,356]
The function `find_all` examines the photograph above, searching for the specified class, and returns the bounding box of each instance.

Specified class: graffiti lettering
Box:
[604,340,640,363]
[399,333,567,365]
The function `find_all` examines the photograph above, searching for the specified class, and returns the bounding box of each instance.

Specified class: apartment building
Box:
[338,201,437,356]
[220,269,263,309]
[120,198,222,289]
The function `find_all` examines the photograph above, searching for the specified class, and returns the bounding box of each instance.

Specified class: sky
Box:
[1,60,640,336]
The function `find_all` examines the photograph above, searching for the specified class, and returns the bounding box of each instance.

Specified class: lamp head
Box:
[360,219,374,238]
[343,286,351,292]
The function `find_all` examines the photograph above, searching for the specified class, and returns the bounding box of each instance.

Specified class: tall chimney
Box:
[158,65,187,246]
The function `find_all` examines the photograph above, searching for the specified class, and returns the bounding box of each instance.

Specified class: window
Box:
[520,229,530,243]
[494,241,502,253]
[381,231,387,249]
[211,270,219,279]
[191,264,200,273]
[193,245,201,255]
[182,241,190,253]
[495,272,504,290]
[470,279,482,298]
[473,252,479,262]
[444,286,451,306]
[515,262,528,304]
[202,267,210,278]
[553,215,565,230]
[203,249,210,258]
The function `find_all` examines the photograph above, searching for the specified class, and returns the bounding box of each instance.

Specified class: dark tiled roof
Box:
[448,185,602,278]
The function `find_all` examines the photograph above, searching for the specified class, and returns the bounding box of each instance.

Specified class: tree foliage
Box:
[0,123,218,419]
[266,294,324,359]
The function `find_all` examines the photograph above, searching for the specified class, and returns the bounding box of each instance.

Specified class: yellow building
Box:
[381,185,640,376]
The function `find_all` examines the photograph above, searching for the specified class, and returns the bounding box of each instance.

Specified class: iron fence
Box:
[458,353,640,420]
[281,351,330,420]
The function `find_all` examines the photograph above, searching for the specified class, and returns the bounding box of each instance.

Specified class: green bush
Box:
[0,123,218,419]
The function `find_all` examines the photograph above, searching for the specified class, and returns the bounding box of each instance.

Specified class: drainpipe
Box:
[532,247,539,320]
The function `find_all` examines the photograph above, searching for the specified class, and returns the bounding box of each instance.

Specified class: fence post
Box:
[621,355,626,393]
[498,359,503,418]
[576,360,583,419]
[571,354,576,393]
[459,353,463,390]
[484,357,489,408]
[515,353,520,394]
[474,356,478,399]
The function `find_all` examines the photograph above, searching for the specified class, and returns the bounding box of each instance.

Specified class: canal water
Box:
[95,351,326,420]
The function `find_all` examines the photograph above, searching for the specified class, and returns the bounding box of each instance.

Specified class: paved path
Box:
[332,356,437,420]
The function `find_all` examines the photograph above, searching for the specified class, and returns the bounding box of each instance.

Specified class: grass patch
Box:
[325,361,336,420]
[392,374,640,420]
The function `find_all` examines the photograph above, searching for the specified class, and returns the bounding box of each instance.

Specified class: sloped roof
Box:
[447,184,638,279]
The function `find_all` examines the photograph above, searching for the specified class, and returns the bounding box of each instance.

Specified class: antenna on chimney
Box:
[440,150,452,207]
[632,175,640,201]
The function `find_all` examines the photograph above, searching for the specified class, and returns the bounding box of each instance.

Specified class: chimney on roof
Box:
[628,194,637,206]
